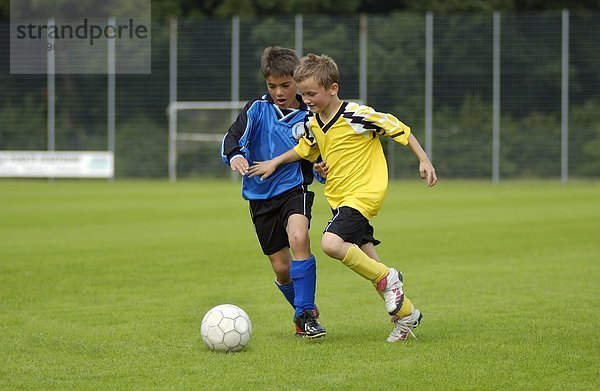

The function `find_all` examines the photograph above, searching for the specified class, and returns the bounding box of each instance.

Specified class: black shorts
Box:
[324,206,380,246]
[249,186,314,255]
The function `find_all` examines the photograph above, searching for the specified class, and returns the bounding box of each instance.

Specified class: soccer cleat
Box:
[294,310,327,339]
[387,307,423,342]
[312,305,320,319]
[376,268,404,315]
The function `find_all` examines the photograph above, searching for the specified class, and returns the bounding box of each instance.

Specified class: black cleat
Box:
[312,305,320,319]
[294,310,326,339]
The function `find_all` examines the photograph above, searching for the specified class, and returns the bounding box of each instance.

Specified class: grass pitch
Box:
[0,179,598,390]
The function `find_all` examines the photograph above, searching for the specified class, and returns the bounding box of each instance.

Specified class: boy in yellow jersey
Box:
[248,53,437,342]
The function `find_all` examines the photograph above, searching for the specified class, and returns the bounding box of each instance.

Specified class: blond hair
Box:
[260,46,300,79]
[294,53,339,89]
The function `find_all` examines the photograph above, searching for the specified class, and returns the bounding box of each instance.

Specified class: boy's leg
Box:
[344,237,421,340]
[322,232,388,284]
[290,255,325,336]
[290,255,316,317]
[252,196,297,310]
[252,190,323,338]
[322,207,414,317]
[359,243,422,342]
[287,214,315,317]
[323,207,422,341]
[268,249,295,308]
[360,241,380,261]
[287,213,325,338]
[359,240,415,320]
[275,280,295,307]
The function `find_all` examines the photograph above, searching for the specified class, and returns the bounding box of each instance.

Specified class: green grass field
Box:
[1,179,598,390]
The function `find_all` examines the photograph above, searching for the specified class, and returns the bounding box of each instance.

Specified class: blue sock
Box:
[275,280,295,308]
[290,255,317,318]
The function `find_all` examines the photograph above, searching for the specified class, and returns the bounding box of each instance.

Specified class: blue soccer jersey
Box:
[221,94,314,200]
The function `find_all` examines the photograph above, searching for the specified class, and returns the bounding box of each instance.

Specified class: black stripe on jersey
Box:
[303,112,316,143]
[341,106,384,134]
[317,102,348,133]
[222,98,258,161]
[389,130,406,139]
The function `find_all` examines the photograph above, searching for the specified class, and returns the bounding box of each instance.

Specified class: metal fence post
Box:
[295,15,303,56]
[561,9,569,184]
[108,17,116,181]
[231,15,240,115]
[492,12,501,183]
[47,18,55,153]
[359,14,368,105]
[230,16,240,181]
[425,12,433,161]
[168,18,178,182]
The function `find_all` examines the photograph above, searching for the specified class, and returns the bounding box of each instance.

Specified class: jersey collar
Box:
[316,101,347,133]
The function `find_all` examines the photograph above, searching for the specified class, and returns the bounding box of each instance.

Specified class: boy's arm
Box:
[350,103,437,186]
[221,100,254,175]
[247,148,302,181]
[407,134,437,187]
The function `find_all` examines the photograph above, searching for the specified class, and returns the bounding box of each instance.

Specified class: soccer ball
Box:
[200,304,252,352]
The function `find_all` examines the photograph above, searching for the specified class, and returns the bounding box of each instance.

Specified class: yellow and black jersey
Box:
[294,101,411,220]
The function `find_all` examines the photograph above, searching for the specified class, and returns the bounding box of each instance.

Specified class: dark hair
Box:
[260,46,300,79]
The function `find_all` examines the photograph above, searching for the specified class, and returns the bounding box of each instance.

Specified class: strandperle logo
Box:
[15,18,149,47]
[10,0,151,74]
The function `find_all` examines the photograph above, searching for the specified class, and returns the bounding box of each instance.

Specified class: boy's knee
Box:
[321,236,341,259]
[288,230,309,252]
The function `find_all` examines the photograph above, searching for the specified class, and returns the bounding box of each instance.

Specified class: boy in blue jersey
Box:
[221,47,326,338]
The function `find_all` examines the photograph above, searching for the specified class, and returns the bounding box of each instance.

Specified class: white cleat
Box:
[376,268,404,315]
[387,307,423,343]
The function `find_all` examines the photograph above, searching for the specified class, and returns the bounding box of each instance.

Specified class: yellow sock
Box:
[341,245,389,284]
[395,297,414,318]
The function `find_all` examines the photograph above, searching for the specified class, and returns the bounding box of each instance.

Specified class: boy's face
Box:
[266,75,299,110]
[297,77,337,114]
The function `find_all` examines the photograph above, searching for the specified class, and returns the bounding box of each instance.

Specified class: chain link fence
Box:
[1,12,598,180]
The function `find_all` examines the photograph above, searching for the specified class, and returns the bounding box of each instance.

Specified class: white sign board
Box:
[0,151,114,178]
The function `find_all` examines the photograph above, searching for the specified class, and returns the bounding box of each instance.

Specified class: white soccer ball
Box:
[200,304,252,352]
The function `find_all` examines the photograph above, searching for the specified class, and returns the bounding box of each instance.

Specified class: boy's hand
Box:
[314,161,329,178]
[230,156,249,176]
[248,160,277,181]
[419,160,437,187]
